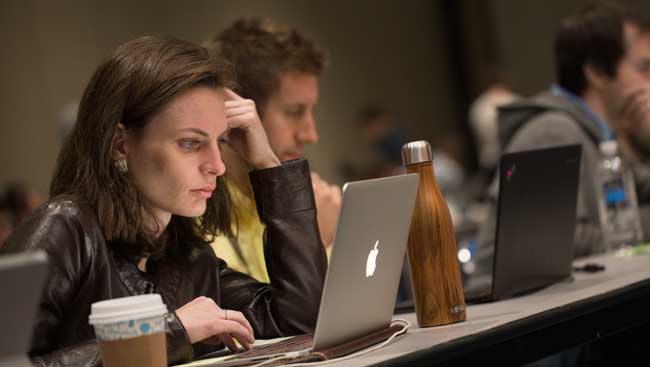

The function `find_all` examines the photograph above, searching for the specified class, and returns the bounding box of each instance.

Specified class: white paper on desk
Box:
[173,336,292,367]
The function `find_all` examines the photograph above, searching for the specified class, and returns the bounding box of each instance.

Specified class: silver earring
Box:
[115,159,128,173]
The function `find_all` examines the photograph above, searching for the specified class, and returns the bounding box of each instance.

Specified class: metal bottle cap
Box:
[402,140,433,165]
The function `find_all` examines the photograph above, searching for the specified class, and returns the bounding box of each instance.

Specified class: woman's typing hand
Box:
[175,296,254,352]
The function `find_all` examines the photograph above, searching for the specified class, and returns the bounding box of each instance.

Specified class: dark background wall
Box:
[1,0,649,194]
[0,0,458,193]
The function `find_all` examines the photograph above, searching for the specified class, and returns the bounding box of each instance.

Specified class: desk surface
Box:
[326,251,650,366]
[178,252,650,366]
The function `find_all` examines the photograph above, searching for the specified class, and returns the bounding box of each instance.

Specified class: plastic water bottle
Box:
[596,140,643,252]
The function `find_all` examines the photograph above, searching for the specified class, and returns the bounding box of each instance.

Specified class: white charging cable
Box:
[250,318,411,367]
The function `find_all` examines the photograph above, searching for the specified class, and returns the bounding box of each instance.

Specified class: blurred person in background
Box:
[356,104,465,195]
[205,18,341,282]
[1,183,43,227]
[357,104,408,178]
[476,2,650,276]
[0,182,43,247]
[0,210,10,249]
[468,69,519,180]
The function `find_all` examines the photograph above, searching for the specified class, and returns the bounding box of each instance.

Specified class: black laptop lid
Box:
[0,251,48,361]
[492,144,581,300]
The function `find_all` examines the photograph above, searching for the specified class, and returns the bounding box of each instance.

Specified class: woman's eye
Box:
[179,140,200,151]
[217,129,231,145]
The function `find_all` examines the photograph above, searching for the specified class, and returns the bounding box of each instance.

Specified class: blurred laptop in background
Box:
[0,250,48,367]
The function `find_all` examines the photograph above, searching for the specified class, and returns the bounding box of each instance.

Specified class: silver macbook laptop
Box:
[207,173,419,365]
[0,250,49,367]
[313,172,419,349]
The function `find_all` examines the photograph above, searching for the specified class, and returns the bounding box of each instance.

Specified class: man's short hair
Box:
[555,1,650,96]
[206,18,326,114]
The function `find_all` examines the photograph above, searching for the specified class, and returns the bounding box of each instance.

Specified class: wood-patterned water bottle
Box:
[402,140,466,327]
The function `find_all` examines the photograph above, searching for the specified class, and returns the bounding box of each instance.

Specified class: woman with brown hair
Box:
[1,36,326,366]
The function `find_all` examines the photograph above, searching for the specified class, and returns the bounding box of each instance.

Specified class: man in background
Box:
[476,2,650,272]
[205,18,341,282]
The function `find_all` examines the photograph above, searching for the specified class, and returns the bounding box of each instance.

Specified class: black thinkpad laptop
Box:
[464,144,582,304]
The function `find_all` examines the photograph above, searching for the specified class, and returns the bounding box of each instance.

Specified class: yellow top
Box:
[211,182,270,283]
[211,178,332,283]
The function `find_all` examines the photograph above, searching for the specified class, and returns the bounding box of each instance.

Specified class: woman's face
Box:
[125,86,228,227]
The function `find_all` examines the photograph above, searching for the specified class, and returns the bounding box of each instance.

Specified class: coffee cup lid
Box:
[89,294,168,325]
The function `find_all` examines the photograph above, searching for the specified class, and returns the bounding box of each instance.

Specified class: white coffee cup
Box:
[89,294,168,367]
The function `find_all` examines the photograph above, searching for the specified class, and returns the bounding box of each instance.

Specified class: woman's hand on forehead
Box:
[223,88,280,169]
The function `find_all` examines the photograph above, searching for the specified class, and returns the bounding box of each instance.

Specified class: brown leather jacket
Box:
[2,159,327,366]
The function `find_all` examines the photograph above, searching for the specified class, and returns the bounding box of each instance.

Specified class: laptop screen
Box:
[492,144,581,299]
[313,173,419,350]
[0,251,48,361]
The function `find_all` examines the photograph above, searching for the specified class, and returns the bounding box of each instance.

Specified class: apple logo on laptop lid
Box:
[366,240,379,277]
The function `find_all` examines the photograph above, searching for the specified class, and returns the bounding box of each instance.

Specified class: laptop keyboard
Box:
[227,334,313,360]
